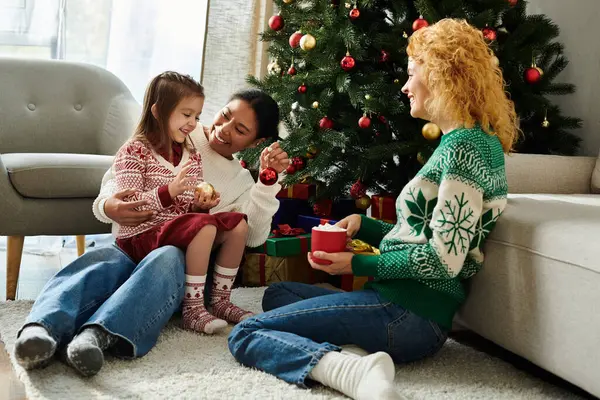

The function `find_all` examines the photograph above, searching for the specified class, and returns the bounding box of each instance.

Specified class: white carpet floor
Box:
[0,287,586,400]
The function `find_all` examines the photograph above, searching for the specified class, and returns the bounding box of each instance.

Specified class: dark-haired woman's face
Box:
[208,99,265,158]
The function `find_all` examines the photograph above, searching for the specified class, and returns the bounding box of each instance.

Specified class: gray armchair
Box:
[0,58,140,300]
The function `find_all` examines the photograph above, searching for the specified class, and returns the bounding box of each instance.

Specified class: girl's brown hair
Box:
[134,71,204,154]
[407,19,520,153]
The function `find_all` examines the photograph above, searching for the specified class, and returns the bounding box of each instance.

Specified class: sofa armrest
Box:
[505,153,595,194]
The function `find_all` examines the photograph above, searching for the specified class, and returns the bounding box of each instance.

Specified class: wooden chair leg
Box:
[76,235,86,256]
[6,235,24,301]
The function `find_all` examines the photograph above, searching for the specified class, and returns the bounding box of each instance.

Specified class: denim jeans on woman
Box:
[228,282,448,388]
[19,244,187,357]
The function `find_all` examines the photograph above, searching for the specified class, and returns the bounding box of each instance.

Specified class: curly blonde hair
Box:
[407,18,520,153]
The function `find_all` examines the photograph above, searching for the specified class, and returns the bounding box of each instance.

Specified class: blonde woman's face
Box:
[401,59,431,120]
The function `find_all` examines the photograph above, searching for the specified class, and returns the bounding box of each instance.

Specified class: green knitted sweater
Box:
[352,126,508,330]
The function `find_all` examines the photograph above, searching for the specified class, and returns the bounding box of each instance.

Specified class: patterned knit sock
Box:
[183,274,227,334]
[66,326,116,377]
[210,265,254,324]
[14,325,57,370]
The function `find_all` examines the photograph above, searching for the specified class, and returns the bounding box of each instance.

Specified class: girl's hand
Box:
[307,252,354,275]
[260,142,290,174]
[335,214,362,238]
[168,161,196,198]
[193,191,220,211]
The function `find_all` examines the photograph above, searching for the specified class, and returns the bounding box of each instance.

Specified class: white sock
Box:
[309,351,402,400]
[341,344,370,358]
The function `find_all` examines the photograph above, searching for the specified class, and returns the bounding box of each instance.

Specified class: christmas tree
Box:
[241,0,582,203]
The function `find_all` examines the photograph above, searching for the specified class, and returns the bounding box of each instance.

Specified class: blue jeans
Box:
[228,282,448,388]
[20,244,186,358]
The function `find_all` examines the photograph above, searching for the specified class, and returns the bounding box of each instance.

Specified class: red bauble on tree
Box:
[412,16,429,31]
[508,0,518,5]
[340,52,356,71]
[319,117,334,130]
[298,84,307,94]
[350,180,367,199]
[358,115,371,129]
[349,6,360,20]
[378,115,387,124]
[268,15,284,31]
[240,160,247,169]
[289,31,303,48]
[482,27,497,41]
[259,167,278,186]
[379,50,390,63]
[524,67,542,84]
[292,156,306,171]
[286,164,297,174]
[288,65,297,75]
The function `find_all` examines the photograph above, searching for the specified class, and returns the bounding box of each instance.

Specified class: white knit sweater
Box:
[92,126,281,247]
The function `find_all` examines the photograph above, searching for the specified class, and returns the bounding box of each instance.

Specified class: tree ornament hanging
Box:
[268,15,284,31]
[412,16,429,31]
[349,5,360,20]
[355,195,371,210]
[508,0,518,5]
[402,31,408,38]
[350,180,367,199]
[300,34,316,50]
[312,101,319,109]
[267,60,282,75]
[259,167,278,185]
[341,51,356,71]
[319,117,334,130]
[289,31,303,48]
[298,84,307,94]
[422,122,441,140]
[491,56,500,67]
[306,145,319,158]
[287,64,297,75]
[379,50,390,63]
[358,115,371,128]
[286,164,297,174]
[542,110,550,128]
[292,156,306,171]
[524,63,542,84]
[482,26,497,41]
[393,78,400,84]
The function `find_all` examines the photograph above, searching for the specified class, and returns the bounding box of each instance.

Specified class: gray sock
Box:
[14,325,57,370]
[66,326,117,377]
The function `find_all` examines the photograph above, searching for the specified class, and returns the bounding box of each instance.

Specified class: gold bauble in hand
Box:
[195,182,216,199]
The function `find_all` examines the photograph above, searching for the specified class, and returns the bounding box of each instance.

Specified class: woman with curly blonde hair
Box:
[228,18,517,400]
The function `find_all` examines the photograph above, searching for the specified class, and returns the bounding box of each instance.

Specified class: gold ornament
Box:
[393,78,400,84]
[345,2,351,8]
[300,34,316,51]
[312,101,319,108]
[417,152,426,165]
[364,94,371,100]
[267,59,282,75]
[283,0,294,3]
[536,66,544,76]
[195,182,216,199]
[542,117,550,128]
[306,144,319,159]
[348,239,380,255]
[355,195,372,210]
[402,31,408,39]
[422,122,441,140]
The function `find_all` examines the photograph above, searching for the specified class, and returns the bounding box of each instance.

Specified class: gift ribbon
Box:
[287,186,294,198]
[272,224,306,237]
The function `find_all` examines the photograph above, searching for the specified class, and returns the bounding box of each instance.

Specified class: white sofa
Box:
[457,153,600,398]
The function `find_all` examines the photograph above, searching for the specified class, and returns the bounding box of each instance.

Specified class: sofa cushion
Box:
[3,153,113,199]
[489,195,600,274]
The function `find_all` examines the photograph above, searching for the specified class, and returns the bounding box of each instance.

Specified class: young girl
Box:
[113,71,253,334]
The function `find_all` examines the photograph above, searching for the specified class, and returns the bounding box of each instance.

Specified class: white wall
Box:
[527,0,600,156]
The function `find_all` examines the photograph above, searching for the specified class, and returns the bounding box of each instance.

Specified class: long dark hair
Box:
[134,71,205,154]
[229,89,280,141]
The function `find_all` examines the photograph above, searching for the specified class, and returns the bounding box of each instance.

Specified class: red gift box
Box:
[371,195,397,223]
[276,184,316,200]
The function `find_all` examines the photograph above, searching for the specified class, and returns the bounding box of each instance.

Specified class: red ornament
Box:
[349,7,360,20]
[319,117,334,130]
[508,0,518,5]
[289,31,303,48]
[298,84,307,94]
[340,53,356,71]
[379,50,390,63]
[412,17,429,31]
[482,27,497,41]
[292,156,306,170]
[286,164,297,174]
[359,115,371,129]
[259,167,278,186]
[268,15,284,31]
[524,67,542,84]
[240,160,247,169]
[350,181,367,199]
[378,115,387,124]
[288,65,297,75]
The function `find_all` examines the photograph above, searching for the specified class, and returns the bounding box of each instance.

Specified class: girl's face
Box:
[401,59,432,120]
[208,99,265,159]
[167,96,204,144]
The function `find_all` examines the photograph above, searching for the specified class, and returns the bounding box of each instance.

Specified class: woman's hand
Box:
[104,189,156,226]
[260,142,290,174]
[168,161,196,198]
[193,190,221,211]
[335,214,362,238]
[307,252,354,275]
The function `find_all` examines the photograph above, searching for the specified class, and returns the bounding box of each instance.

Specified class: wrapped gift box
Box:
[271,198,314,230]
[242,253,327,286]
[276,184,316,200]
[297,215,339,232]
[249,233,311,257]
[371,195,397,223]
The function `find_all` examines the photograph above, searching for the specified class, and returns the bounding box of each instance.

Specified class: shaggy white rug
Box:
[0,287,586,400]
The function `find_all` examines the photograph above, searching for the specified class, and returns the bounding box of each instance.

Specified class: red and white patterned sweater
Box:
[113,139,203,239]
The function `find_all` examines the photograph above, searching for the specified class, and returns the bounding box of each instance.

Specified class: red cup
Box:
[311,226,348,265]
